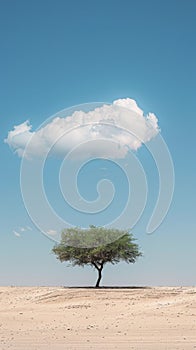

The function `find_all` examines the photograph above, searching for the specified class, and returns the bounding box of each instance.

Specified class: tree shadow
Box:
[63,286,150,289]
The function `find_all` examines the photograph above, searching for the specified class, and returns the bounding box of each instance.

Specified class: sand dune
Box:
[0,286,195,349]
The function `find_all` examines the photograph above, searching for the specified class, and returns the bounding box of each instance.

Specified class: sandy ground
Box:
[0,286,196,350]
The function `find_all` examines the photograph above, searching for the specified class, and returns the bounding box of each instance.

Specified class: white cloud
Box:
[19,226,33,232]
[5,98,159,160]
[13,230,21,238]
[12,226,33,237]
[46,229,57,236]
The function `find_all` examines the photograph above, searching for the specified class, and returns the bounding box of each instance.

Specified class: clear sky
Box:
[0,0,196,286]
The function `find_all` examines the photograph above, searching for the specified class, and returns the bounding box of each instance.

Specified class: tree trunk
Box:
[92,262,104,288]
[95,267,102,288]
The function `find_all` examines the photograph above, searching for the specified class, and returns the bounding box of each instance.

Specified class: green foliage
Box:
[52,226,142,268]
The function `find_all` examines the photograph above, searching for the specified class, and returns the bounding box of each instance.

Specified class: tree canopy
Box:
[52,226,142,287]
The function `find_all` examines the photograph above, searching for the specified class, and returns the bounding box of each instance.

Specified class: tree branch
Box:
[92,262,99,270]
[92,261,104,270]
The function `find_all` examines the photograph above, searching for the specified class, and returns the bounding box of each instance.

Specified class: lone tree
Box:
[52,226,142,288]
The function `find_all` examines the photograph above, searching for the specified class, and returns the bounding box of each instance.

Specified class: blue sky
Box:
[0,0,196,286]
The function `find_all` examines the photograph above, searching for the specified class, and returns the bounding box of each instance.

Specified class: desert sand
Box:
[0,286,195,349]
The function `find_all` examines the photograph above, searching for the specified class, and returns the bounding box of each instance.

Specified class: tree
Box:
[52,226,142,288]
